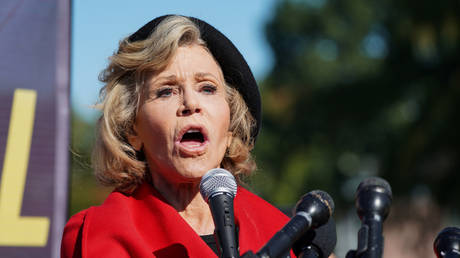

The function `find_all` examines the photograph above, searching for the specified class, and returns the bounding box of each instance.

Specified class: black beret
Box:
[128,15,261,142]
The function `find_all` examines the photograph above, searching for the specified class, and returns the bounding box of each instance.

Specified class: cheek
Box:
[214,103,232,142]
[137,107,173,145]
[208,97,230,124]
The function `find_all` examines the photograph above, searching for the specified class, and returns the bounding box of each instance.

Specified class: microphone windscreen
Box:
[312,190,335,216]
[357,177,392,198]
[293,218,337,258]
[295,190,335,217]
[434,226,460,256]
[199,168,237,202]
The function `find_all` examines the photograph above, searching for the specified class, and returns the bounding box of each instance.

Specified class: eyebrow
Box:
[195,72,219,80]
[152,73,220,85]
[151,75,179,85]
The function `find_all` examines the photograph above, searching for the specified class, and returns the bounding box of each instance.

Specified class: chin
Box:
[176,163,217,180]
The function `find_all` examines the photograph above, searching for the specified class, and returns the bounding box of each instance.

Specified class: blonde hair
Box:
[93,15,256,192]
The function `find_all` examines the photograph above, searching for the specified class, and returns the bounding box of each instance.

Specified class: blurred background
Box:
[71,0,460,257]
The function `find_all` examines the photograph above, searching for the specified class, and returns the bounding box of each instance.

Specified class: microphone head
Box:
[355,177,392,220]
[295,190,335,228]
[434,227,460,257]
[357,177,392,198]
[293,218,337,258]
[199,168,237,202]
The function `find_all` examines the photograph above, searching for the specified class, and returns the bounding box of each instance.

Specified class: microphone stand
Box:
[345,220,383,258]
[346,177,392,258]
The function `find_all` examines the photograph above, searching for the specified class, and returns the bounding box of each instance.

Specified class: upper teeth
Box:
[187,129,200,133]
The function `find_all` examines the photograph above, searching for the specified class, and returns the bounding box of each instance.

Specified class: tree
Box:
[69,112,110,216]
[253,0,460,213]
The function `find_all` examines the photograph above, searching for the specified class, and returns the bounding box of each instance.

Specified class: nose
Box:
[177,89,201,116]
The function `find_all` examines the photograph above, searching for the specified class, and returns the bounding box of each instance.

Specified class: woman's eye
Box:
[156,87,174,98]
[201,84,217,94]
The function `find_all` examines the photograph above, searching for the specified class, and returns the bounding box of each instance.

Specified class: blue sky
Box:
[71,0,278,120]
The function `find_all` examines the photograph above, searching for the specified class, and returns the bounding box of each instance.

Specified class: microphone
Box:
[348,177,392,258]
[200,168,239,258]
[434,227,460,258]
[293,218,337,258]
[256,190,335,258]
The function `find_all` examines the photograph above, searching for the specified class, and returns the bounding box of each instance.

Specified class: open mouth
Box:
[176,126,209,154]
[180,129,205,144]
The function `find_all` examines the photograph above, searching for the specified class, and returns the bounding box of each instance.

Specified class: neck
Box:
[151,171,215,235]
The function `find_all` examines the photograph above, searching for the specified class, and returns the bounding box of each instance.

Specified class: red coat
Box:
[61,182,292,257]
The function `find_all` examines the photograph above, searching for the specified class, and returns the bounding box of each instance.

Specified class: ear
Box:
[128,125,143,151]
[226,131,233,149]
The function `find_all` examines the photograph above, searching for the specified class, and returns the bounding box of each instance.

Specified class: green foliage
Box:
[69,112,111,217]
[253,0,460,212]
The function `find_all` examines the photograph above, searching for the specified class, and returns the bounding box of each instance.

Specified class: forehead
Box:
[155,44,224,81]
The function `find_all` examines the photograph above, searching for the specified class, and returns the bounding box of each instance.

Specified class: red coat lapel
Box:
[84,183,216,257]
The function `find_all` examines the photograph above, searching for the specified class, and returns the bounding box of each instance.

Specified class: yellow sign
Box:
[0,89,50,246]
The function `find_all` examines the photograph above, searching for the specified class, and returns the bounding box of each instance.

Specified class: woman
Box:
[61,15,292,257]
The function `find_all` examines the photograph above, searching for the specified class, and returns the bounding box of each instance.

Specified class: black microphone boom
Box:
[200,168,239,258]
[434,227,460,258]
[256,190,335,258]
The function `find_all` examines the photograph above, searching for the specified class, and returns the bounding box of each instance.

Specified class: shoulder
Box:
[235,187,293,255]
[235,187,290,231]
[61,185,162,257]
[60,190,133,258]
[236,187,289,221]
[61,209,89,258]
